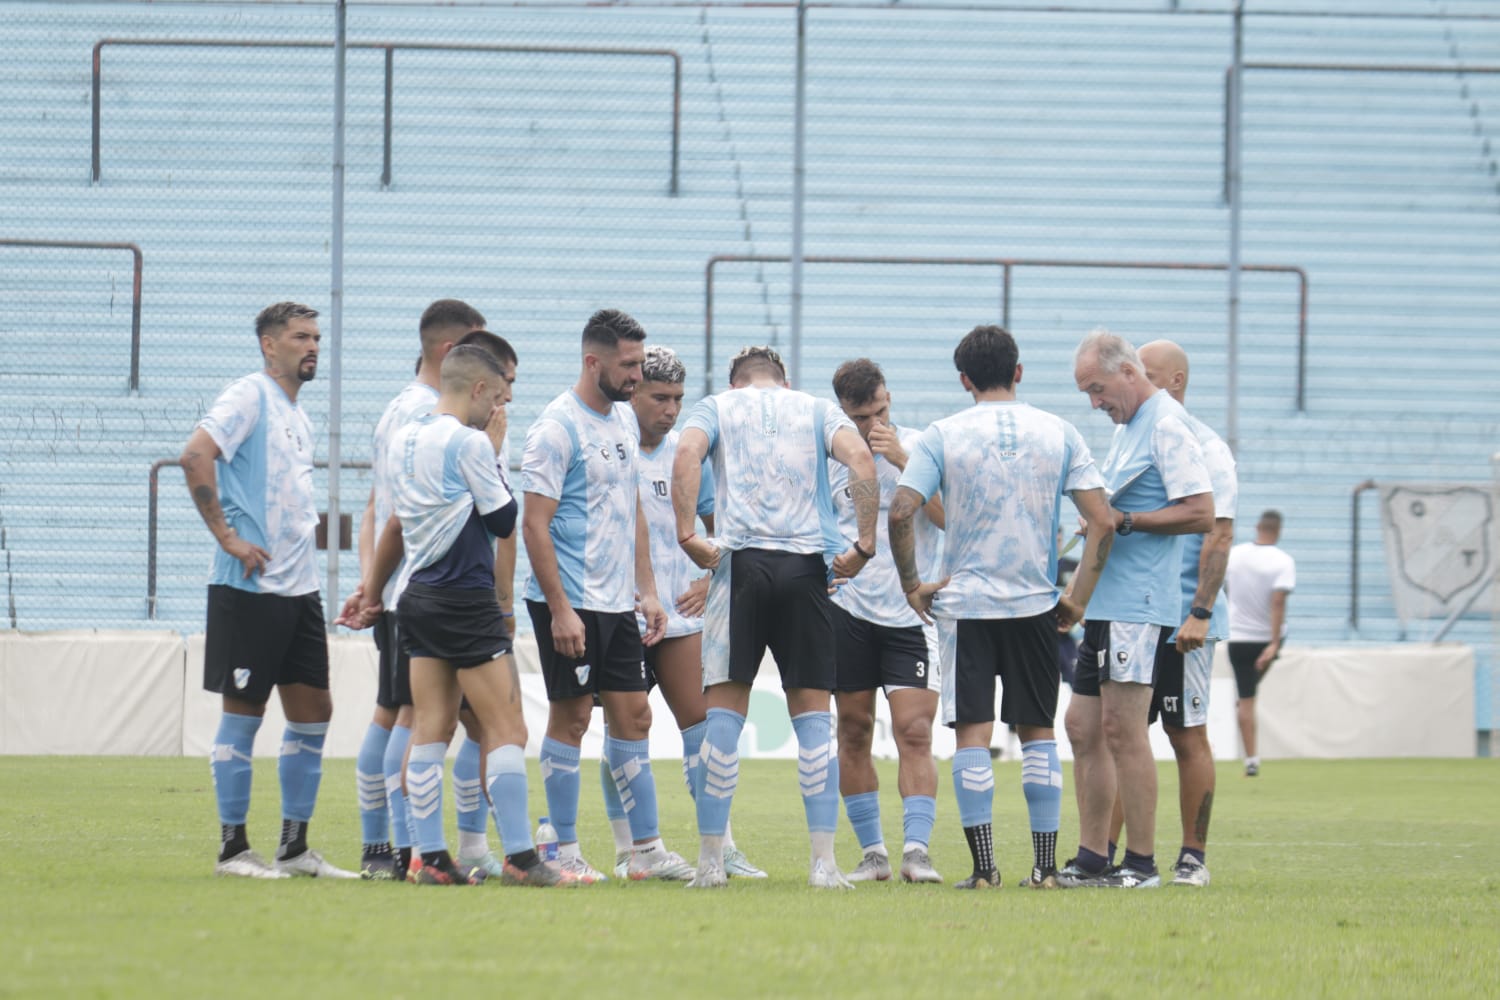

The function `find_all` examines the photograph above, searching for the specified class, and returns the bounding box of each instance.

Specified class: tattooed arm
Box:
[890,485,948,625]
[828,426,878,580]
[1175,514,1233,652]
[180,427,269,579]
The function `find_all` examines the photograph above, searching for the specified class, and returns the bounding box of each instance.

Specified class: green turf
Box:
[1,756,1495,998]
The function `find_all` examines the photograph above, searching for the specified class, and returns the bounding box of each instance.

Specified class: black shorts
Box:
[703,548,835,692]
[833,604,937,693]
[372,610,412,709]
[1072,620,1169,696]
[1229,641,1277,699]
[398,583,513,670]
[203,585,329,704]
[939,611,1059,728]
[527,600,647,700]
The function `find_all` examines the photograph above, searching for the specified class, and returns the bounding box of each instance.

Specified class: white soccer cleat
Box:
[723,845,768,879]
[899,848,943,884]
[555,853,609,884]
[613,849,631,880]
[1171,856,1211,887]
[275,849,359,879]
[685,862,728,889]
[628,847,697,882]
[808,858,855,890]
[847,849,892,882]
[215,849,290,879]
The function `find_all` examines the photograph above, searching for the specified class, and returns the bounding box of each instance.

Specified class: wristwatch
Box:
[1117,511,1134,536]
[1190,606,1212,620]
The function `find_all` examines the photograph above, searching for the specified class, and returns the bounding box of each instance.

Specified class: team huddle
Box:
[187,297,1236,890]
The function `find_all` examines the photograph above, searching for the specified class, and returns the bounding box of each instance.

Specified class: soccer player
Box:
[521,309,684,883]
[1225,510,1295,777]
[356,345,564,887]
[673,345,878,889]
[180,301,355,879]
[1058,329,1214,889]
[826,359,946,884]
[1126,338,1239,887]
[890,326,1114,890]
[597,345,767,879]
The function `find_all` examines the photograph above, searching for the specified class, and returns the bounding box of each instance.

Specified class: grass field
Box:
[2,756,1496,998]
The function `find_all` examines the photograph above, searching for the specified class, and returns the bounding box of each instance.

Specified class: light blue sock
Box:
[680,720,708,799]
[607,735,661,842]
[356,722,391,846]
[485,745,533,856]
[843,790,884,850]
[792,711,839,834]
[952,747,994,829]
[695,707,744,837]
[1021,739,1063,833]
[210,711,261,825]
[384,724,414,849]
[279,720,328,823]
[405,742,448,855]
[903,795,937,849]
[539,737,582,844]
[600,754,626,822]
[453,738,486,835]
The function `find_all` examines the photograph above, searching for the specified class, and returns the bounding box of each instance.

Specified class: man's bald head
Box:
[1139,338,1190,403]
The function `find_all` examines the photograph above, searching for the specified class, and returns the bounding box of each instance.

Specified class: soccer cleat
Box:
[613,849,631,880]
[628,848,697,882]
[457,850,507,879]
[723,845,768,879]
[1061,863,1160,889]
[1054,858,1101,889]
[215,849,290,879]
[686,862,728,889]
[1019,865,1059,889]
[359,851,398,881]
[275,849,359,879]
[899,848,943,884]
[953,869,1002,890]
[413,859,487,885]
[1245,760,1260,777]
[846,850,892,882]
[501,856,576,888]
[808,858,855,890]
[1171,856,1211,887]
[555,853,609,884]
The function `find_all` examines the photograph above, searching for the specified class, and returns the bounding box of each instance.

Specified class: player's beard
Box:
[598,371,634,402]
[298,359,318,382]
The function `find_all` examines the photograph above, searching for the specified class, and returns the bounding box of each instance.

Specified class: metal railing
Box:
[147,457,370,620]
[1223,61,1500,203]
[0,238,143,393]
[704,253,1310,408]
[1349,478,1379,633]
[92,38,682,194]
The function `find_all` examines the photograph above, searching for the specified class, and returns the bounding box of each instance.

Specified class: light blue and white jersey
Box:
[370,381,439,607]
[520,392,639,614]
[638,428,715,639]
[899,401,1102,620]
[198,372,319,596]
[387,413,514,598]
[829,424,942,628]
[682,385,852,556]
[1088,390,1212,627]
[1175,412,1238,641]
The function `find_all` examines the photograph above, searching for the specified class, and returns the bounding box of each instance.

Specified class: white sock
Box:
[458,831,488,859]
[633,837,665,859]
[723,820,737,851]
[902,841,925,855]
[809,830,836,864]
[610,818,633,854]
[698,834,725,869]
[1247,755,1260,767]
[865,843,889,858]
[559,841,582,860]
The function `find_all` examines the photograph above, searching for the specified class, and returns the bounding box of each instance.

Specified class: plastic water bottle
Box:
[535,815,559,864]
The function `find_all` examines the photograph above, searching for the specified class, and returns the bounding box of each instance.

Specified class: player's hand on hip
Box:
[904,576,949,626]
[1255,642,1278,672]
[553,606,587,660]
[223,534,270,579]
[681,535,721,571]
[1055,594,1084,632]
[640,595,668,647]
[676,575,710,618]
[831,545,870,580]
[1175,615,1207,653]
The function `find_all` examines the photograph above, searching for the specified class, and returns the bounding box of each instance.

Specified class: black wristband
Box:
[1190,606,1212,620]
[853,540,875,560]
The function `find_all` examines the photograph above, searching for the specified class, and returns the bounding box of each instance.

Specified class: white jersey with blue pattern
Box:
[520,392,639,613]
[1088,389,1213,627]
[637,428,715,639]
[198,372,319,596]
[386,413,514,598]
[370,380,439,607]
[898,401,1102,620]
[1175,412,1238,642]
[682,385,852,556]
[829,424,943,628]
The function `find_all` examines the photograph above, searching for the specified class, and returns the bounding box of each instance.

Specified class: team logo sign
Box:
[1382,486,1493,604]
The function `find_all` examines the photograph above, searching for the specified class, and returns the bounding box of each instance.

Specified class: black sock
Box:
[362,841,393,859]
[1076,846,1109,875]
[963,824,995,874]
[395,847,414,876]
[278,819,308,859]
[1180,846,1205,865]
[1123,849,1156,874]
[1032,831,1057,872]
[506,848,540,870]
[421,849,453,869]
[219,823,249,862]
[1107,840,1118,866]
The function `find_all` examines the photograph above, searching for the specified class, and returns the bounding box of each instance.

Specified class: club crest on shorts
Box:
[575,663,591,686]
[1116,650,1128,665]
[233,667,251,689]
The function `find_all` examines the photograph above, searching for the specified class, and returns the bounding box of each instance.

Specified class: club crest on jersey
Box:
[233,668,251,689]
[575,664,591,686]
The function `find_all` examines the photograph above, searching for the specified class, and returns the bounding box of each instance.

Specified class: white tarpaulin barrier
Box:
[1378,483,1496,625]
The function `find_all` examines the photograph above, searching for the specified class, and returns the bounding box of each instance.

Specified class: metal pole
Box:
[382,46,394,190]
[327,0,347,624]
[789,0,807,386]
[1225,0,1244,455]
[1349,479,1376,634]
[1001,263,1012,329]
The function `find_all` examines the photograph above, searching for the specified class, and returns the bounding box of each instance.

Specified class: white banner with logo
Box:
[1378,483,1496,624]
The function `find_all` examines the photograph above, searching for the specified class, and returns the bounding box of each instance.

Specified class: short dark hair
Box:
[440,342,504,391]
[582,309,647,350]
[457,328,518,367]
[831,358,886,406]
[953,325,1019,392]
[1259,510,1283,528]
[419,299,486,354]
[729,345,786,386]
[255,301,318,338]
